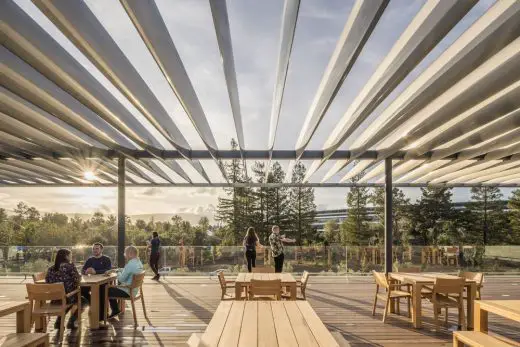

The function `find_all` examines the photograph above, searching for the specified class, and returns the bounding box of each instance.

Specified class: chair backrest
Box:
[26,283,66,302]
[131,271,146,289]
[397,266,421,273]
[432,278,465,296]
[372,271,388,289]
[217,271,227,290]
[32,272,46,283]
[458,271,483,287]
[250,279,281,300]
[252,266,275,273]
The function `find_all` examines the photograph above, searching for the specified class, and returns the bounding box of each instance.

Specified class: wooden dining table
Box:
[198,301,339,347]
[474,300,520,333]
[37,273,117,329]
[0,301,31,333]
[234,273,297,300]
[389,272,477,329]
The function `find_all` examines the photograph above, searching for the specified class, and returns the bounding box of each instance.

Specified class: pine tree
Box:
[508,189,520,244]
[370,187,411,245]
[469,186,504,245]
[340,168,371,245]
[266,162,290,233]
[251,161,269,243]
[410,186,454,245]
[288,162,316,245]
[215,139,251,245]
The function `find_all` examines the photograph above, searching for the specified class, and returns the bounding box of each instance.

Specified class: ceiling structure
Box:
[0,0,519,188]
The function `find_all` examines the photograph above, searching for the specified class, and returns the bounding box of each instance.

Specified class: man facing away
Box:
[148,232,161,281]
[81,242,112,321]
[268,225,296,273]
[105,245,144,318]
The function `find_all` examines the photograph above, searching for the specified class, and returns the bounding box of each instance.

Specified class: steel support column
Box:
[117,156,126,267]
[385,158,393,274]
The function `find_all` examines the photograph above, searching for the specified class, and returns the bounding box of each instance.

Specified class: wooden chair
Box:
[424,277,466,330]
[458,271,484,299]
[248,279,281,300]
[26,283,81,342]
[372,271,411,323]
[0,333,49,347]
[282,270,309,300]
[105,271,147,326]
[31,272,46,283]
[217,271,236,300]
[252,266,275,273]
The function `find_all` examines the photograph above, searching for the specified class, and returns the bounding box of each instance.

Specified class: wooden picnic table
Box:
[389,272,477,329]
[198,301,339,347]
[475,300,520,333]
[0,301,31,333]
[234,273,297,300]
[37,273,117,330]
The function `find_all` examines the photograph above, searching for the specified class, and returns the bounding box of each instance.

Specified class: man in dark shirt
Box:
[148,232,161,280]
[81,242,112,321]
[82,242,112,275]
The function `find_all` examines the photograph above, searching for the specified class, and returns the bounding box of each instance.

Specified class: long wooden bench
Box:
[0,333,49,347]
[453,331,512,347]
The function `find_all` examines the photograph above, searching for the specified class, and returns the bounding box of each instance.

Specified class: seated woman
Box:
[106,246,143,318]
[45,248,87,329]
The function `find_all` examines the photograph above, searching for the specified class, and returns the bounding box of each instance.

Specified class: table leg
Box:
[34,300,45,331]
[290,283,297,300]
[412,283,422,328]
[235,283,243,300]
[474,301,487,333]
[90,284,100,329]
[16,304,31,333]
[467,283,476,330]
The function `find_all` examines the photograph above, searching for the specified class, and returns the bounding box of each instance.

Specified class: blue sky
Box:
[2,0,508,217]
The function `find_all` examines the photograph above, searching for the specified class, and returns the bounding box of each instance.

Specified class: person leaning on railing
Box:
[104,245,144,319]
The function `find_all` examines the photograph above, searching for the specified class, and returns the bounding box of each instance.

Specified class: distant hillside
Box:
[66,212,215,225]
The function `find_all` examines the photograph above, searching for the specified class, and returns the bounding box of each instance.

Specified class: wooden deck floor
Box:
[0,275,519,346]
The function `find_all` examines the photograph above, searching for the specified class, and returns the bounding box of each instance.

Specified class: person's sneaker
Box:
[156,274,161,281]
[108,310,121,319]
[151,275,158,281]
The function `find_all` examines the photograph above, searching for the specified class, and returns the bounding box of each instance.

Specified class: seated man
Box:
[81,243,112,321]
[106,245,143,318]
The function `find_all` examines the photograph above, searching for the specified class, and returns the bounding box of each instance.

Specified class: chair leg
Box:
[459,304,466,331]
[445,308,448,326]
[130,299,138,327]
[372,293,378,316]
[382,298,390,323]
[59,313,65,342]
[141,297,148,320]
[396,299,401,315]
[104,286,108,325]
[433,305,439,331]
[407,297,411,318]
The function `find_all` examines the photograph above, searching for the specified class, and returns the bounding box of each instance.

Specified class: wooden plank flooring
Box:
[0,275,519,346]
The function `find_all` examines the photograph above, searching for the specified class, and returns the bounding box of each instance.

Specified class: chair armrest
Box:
[66,288,81,298]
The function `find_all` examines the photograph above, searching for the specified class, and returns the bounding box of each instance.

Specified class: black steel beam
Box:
[385,158,393,274]
[117,156,126,267]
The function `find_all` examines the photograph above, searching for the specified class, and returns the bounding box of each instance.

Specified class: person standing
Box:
[81,243,112,321]
[268,225,296,273]
[148,232,161,280]
[243,227,262,272]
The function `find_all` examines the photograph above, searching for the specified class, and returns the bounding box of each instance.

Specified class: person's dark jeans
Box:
[245,250,256,272]
[149,252,160,276]
[81,285,107,321]
[274,253,284,273]
[108,287,130,314]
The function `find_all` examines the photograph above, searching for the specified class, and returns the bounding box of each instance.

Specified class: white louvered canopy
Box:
[0,0,519,187]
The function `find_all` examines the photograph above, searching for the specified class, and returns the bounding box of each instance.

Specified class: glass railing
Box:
[0,245,519,276]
